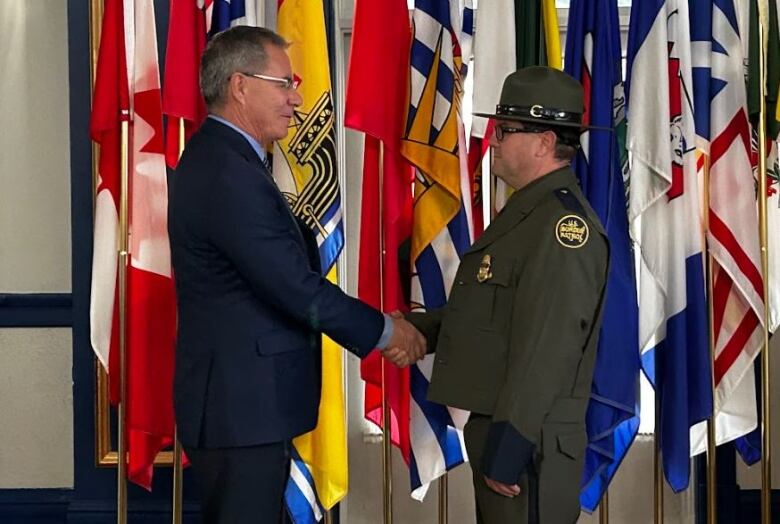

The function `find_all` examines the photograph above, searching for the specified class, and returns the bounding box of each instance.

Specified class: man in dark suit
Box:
[405,67,610,523]
[168,26,424,523]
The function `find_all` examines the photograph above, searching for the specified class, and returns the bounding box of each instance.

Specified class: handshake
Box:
[380,311,427,368]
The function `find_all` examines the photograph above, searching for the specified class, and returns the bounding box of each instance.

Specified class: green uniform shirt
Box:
[408,166,609,523]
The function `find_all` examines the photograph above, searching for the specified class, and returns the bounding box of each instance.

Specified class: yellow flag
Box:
[275,0,347,513]
[776,84,780,122]
[541,0,562,70]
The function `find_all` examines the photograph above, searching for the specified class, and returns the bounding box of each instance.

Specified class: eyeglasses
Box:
[494,124,548,142]
[240,72,300,90]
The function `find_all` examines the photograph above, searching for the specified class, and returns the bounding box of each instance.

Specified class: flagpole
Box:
[702,149,718,524]
[378,143,393,524]
[705,300,718,524]
[172,429,183,524]
[756,19,772,524]
[438,474,448,524]
[171,118,186,524]
[654,362,663,524]
[117,117,129,524]
[89,3,126,519]
[381,359,393,524]
[641,100,662,524]
[598,490,608,524]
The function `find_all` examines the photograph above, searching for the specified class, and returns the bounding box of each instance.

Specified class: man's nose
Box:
[290,90,303,106]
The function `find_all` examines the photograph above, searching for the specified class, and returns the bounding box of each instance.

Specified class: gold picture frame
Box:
[90,0,174,468]
[94,364,175,466]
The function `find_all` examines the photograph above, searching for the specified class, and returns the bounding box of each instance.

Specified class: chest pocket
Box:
[447,255,514,328]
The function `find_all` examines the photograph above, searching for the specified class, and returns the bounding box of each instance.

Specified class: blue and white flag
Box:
[403,0,473,501]
[564,0,640,512]
[284,447,325,524]
[207,0,256,35]
[626,0,712,492]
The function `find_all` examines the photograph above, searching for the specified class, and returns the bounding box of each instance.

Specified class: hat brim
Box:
[472,112,610,131]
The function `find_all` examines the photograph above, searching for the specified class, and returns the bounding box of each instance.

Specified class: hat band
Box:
[496,104,581,125]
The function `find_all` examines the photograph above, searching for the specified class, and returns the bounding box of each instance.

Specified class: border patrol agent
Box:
[407,66,610,524]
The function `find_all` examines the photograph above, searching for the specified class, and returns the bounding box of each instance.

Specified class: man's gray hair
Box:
[200,26,288,110]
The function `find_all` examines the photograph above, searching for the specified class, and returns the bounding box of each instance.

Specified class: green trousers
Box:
[464,415,536,524]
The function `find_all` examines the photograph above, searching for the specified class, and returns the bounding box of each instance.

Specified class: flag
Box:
[271,0,347,520]
[564,0,641,511]
[208,0,256,34]
[686,0,764,459]
[471,0,562,213]
[515,0,555,70]
[767,0,780,334]
[90,0,177,490]
[345,0,415,477]
[401,0,475,500]
[162,0,208,168]
[470,0,514,141]
[747,0,780,335]
[541,0,562,70]
[460,1,484,237]
[626,0,712,492]
[731,0,780,466]
[470,0,563,136]
[469,0,513,220]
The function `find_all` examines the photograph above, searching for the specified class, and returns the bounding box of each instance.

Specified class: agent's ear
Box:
[538,129,558,157]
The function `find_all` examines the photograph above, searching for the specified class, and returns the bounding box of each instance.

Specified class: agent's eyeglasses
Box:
[240,72,300,90]
[494,124,547,142]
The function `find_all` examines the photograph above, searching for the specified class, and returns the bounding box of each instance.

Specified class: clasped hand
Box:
[380,311,427,368]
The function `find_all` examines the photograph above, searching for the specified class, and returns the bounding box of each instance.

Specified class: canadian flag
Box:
[90,0,176,490]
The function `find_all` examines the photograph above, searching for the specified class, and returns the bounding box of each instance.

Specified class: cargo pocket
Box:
[538,422,586,523]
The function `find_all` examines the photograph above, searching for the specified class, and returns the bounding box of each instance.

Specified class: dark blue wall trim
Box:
[0,489,201,524]
[738,489,780,522]
[0,490,70,524]
[0,293,73,327]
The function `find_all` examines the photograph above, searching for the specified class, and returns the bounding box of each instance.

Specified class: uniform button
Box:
[456,280,464,285]
[436,358,447,365]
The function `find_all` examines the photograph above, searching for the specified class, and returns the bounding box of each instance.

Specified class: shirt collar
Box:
[208,114,267,163]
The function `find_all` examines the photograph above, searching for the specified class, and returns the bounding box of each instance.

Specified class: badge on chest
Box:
[477,254,493,283]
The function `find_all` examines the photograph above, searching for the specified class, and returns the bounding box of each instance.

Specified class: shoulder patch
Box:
[555,214,589,248]
[554,187,587,216]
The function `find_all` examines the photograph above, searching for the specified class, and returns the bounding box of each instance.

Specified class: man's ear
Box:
[539,129,557,157]
[227,72,248,106]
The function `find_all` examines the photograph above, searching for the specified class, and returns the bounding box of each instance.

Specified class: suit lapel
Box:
[201,118,310,251]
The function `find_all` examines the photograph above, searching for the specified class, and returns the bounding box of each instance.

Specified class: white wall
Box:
[0,328,74,488]
[0,1,73,489]
[0,1,72,293]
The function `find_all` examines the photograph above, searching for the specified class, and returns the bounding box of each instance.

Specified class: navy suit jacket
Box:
[169,118,384,449]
